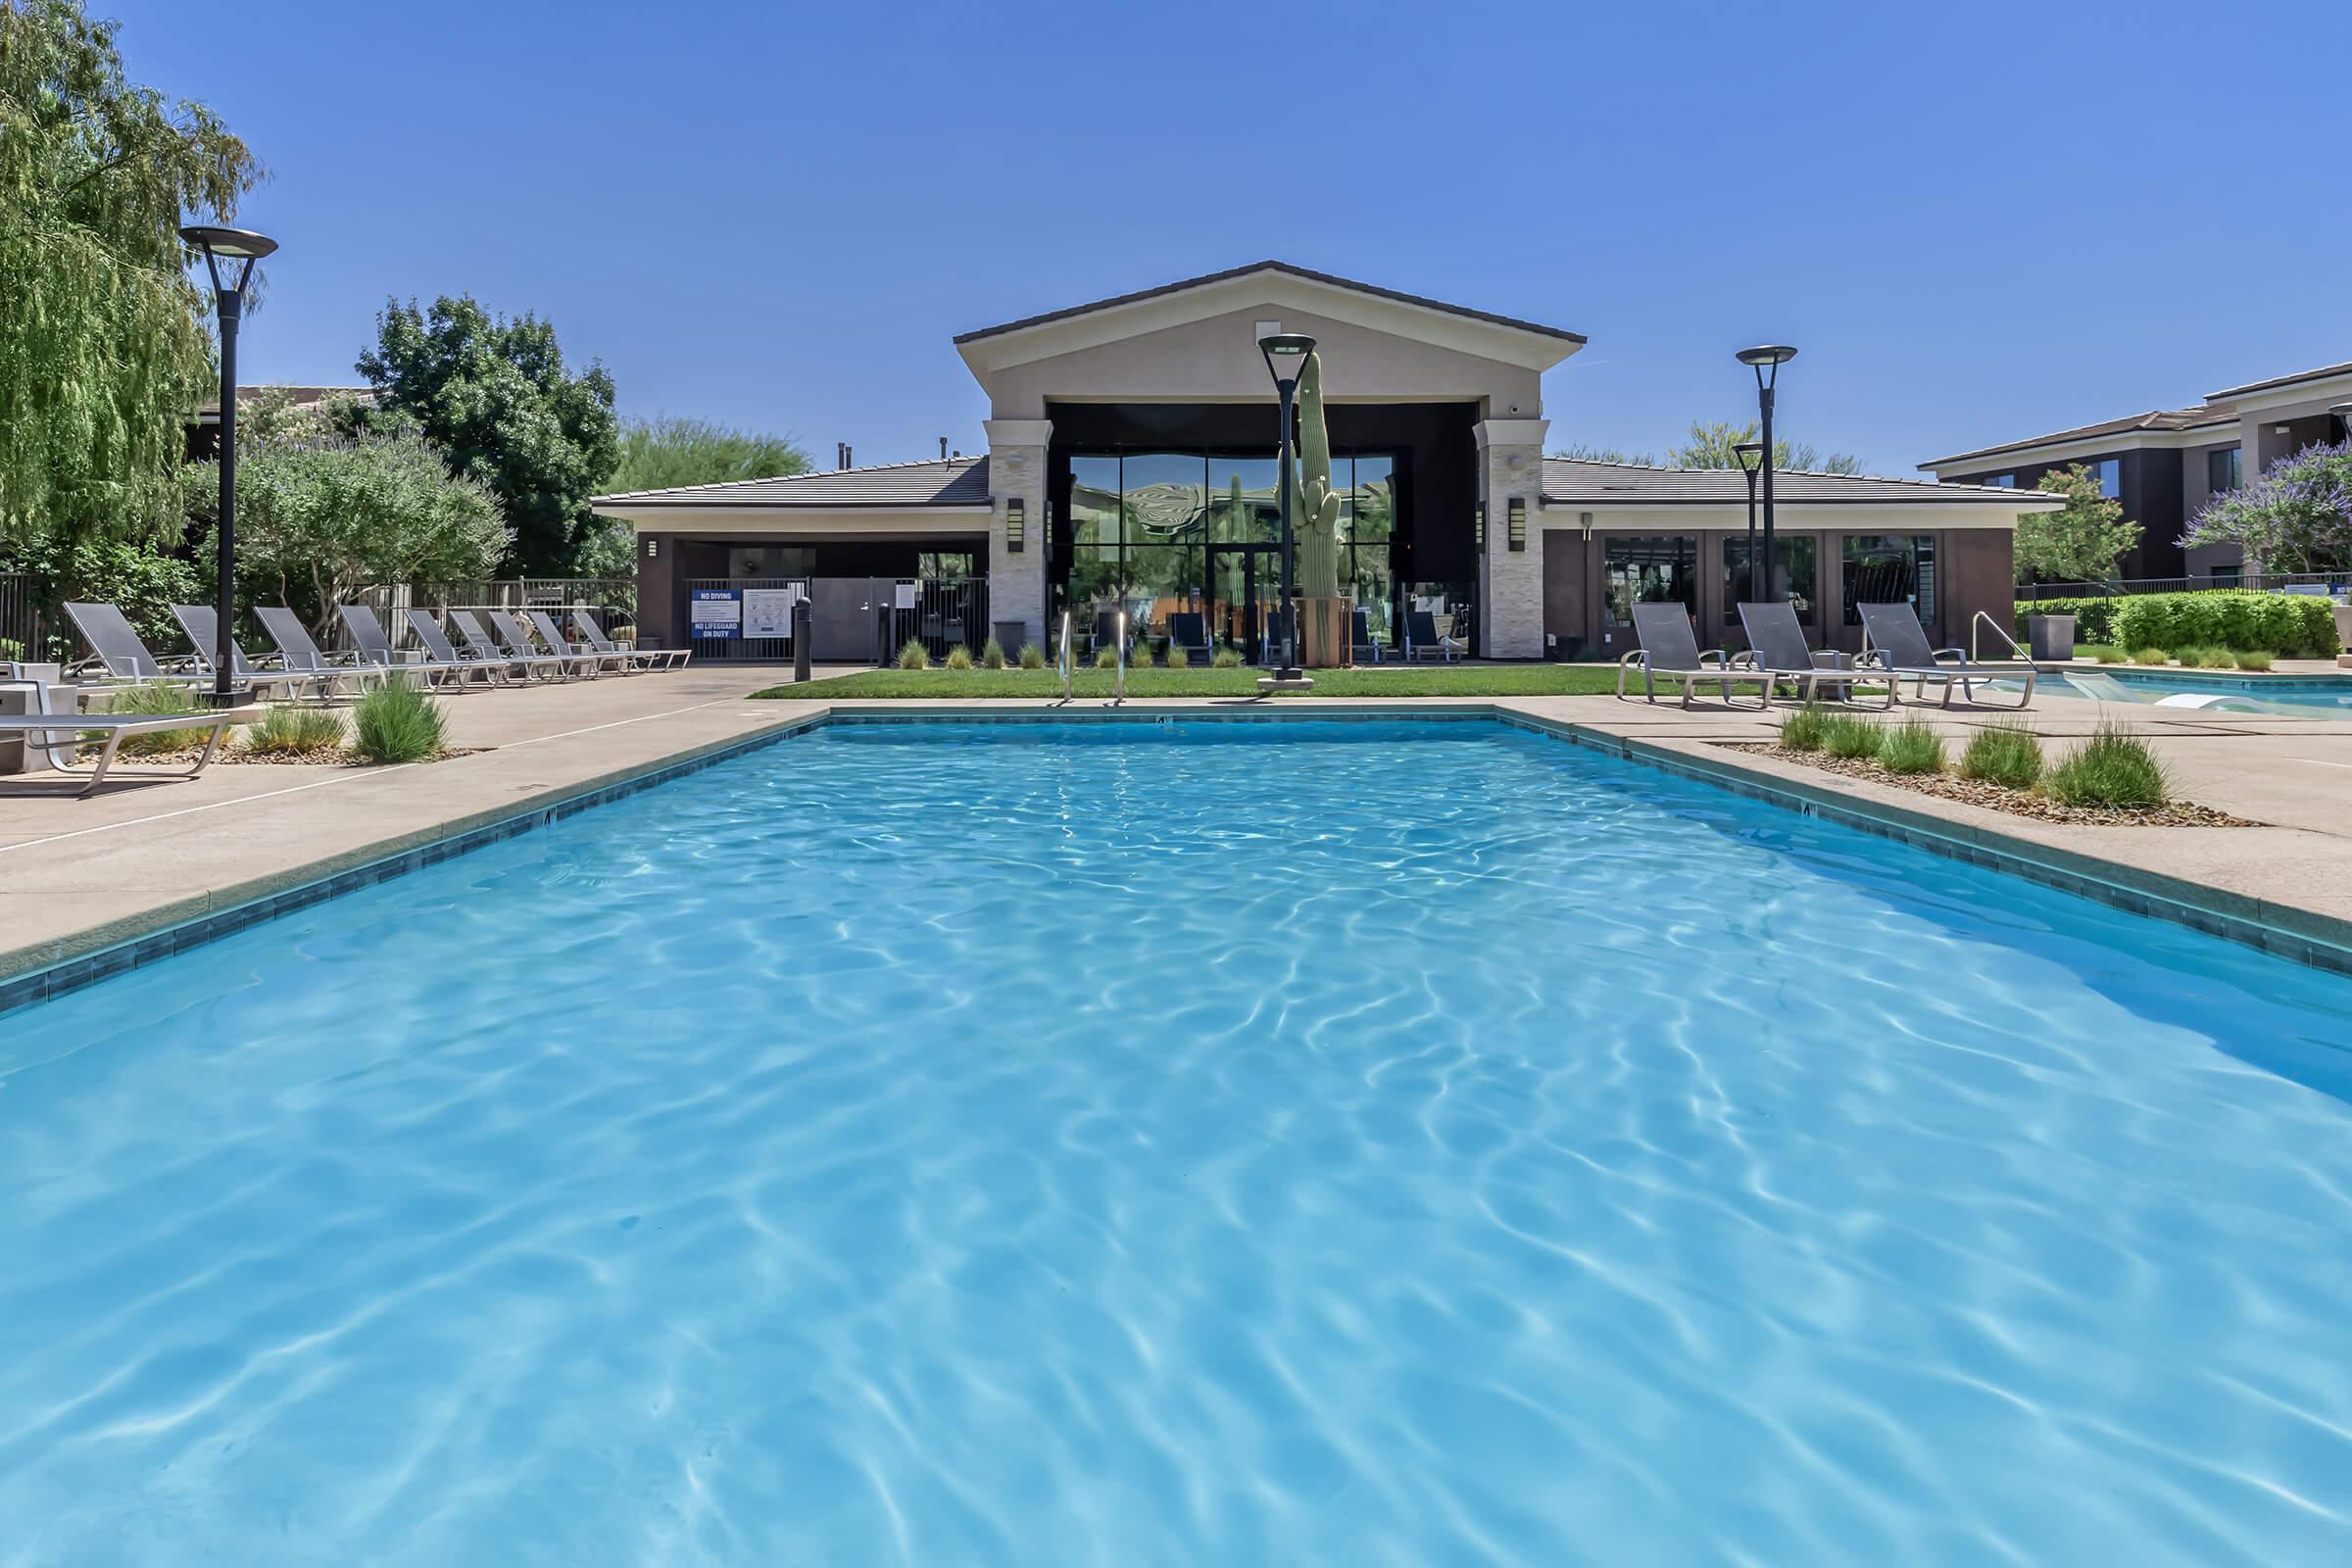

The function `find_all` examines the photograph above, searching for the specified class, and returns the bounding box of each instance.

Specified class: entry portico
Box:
[595,262,2057,661]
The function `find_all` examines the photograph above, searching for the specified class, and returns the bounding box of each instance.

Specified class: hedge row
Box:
[2017,591,2338,656]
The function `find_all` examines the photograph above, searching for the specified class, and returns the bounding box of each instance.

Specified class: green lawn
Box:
[753,663,1630,700]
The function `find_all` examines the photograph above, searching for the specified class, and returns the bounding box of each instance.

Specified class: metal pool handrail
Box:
[1057,610,1072,703]
[1971,610,2044,671]
[1114,610,1127,704]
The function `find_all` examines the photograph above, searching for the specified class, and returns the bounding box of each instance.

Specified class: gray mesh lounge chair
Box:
[400,609,516,686]
[526,611,632,675]
[494,611,600,678]
[0,684,230,796]
[338,604,478,687]
[1165,612,1211,664]
[452,610,572,680]
[170,604,350,704]
[1856,602,2034,709]
[254,608,386,698]
[1404,609,1462,662]
[1350,608,1384,663]
[1736,601,1891,708]
[1618,602,1772,708]
[575,608,688,670]
[62,602,206,688]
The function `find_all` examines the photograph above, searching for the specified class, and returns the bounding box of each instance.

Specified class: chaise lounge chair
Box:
[1735,601,1891,708]
[0,687,232,797]
[400,609,518,687]
[1166,612,1211,664]
[1403,609,1462,662]
[338,604,481,688]
[1617,601,1773,708]
[254,608,388,699]
[62,602,207,690]
[526,611,633,676]
[1856,602,2034,709]
[170,604,351,704]
[1351,608,1385,664]
[450,610,573,681]
[575,608,688,670]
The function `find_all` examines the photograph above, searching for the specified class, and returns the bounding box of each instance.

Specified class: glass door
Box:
[1206,544,1280,663]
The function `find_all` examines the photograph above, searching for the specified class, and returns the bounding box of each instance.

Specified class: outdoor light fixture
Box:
[1507,497,1527,552]
[2330,402,2352,443]
[1004,496,1025,554]
[1257,330,1316,678]
[1735,345,1797,602]
[1734,439,1766,603]
[180,223,278,709]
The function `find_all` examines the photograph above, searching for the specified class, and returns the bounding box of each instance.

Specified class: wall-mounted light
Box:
[1005,496,1025,553]
[1477,501,1488,555]
[645,537,659,559]
[1507,498,1527,552]
[1580,510,1594,543]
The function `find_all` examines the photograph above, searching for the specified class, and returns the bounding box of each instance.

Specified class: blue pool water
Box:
[2044,667,2352,714]
[5,717,2352,1565]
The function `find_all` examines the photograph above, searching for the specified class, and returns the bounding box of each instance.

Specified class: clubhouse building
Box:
[594,263,2057,662]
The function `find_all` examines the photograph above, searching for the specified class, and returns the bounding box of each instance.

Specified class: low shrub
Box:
[1094,646,1118,669]
[1165,643,1191,670]
[242,704,347,758]
[1879,717,1946,774]
[2190,645,2237,669]
[980,638,1006,670]
[1017,642,1045,670]
[2044,723,2169,808]
[1131,643,1154,669]
[1779,703,1831,752]
[1959,722,2042,788]
[351,677,447,764]
[2013,596,2116,647]
[1821,712,1883,760]
[943,644,973,671]
[2111,590,2337,658]
[92,680,214,757]
[2130,646,2172,666]
[2233,649,2275,671]
[896,638,929,670]
[1211,647,1243,669]
[2091,646,2129,664]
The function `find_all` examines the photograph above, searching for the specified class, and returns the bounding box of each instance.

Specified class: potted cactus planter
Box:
[1292,350,1352,668]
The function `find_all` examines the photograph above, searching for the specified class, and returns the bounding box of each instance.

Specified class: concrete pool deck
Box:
[5,668,2352,993]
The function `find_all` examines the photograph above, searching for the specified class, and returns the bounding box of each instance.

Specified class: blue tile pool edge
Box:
[5,700,2348,1019]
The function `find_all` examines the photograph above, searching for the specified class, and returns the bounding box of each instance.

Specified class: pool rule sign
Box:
[691,589,742,640]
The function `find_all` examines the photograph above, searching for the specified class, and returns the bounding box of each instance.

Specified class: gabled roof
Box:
[1543,458,2059,508]
[954,260,1586,347]
[1920,406,2239,470]
[2205,359,2352,401]
[593,455,990,510]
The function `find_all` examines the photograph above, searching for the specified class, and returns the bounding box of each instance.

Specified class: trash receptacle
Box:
[2028,613,2076,662]
[992,619,1027,656]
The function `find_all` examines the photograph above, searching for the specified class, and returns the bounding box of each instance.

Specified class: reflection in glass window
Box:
[1723,536,1818,623]
[1842,535,1936,624]
[1602,536,1697,627]
[1207,455,1282,543]
[2087,458,2120,500]
[1066,457,1119,548]
[1119,455,1209,549]
[2207,447,2241,495]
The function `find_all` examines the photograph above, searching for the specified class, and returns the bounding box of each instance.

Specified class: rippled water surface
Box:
[6,718,2352,1566]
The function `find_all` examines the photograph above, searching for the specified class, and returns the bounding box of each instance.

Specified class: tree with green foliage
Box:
[0,0,261,543]
[607,414,808,494]
[1550,421,1863,473]
[2013,463,2140,583]
[2181,440,2352,575]
[355,295,617,575]
[0,531,202,656]
[179,428,510,638]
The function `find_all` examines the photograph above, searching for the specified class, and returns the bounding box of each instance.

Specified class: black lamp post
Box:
[1257,330,1315,678]
[1734,439,1765,606]
[1736,345,1797,601]
[180,223,278,708]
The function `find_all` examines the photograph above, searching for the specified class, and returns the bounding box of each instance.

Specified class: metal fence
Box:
[0,573,57,663]
[681,577,809,662]
[680,576,990,662]
[337,578,637,650]
[2019,571,2352,600]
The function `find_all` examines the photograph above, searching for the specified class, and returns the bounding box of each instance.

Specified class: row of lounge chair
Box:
[1617,600,2035,710]
[62,602,688,698]
[1126,609,1464,664]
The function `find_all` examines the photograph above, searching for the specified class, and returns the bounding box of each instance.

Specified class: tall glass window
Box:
[1723,536,1818,624]
[2207,446,2242,495]
[1602,536,1697,627]
[1842,535,1936,624]
[2086,458,2121,499]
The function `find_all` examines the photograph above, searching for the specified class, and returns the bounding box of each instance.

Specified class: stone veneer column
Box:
[1473,417,1549,659]
[983,417,1053,651]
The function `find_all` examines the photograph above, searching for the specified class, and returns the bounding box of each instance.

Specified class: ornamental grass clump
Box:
[1017,642,1045,669]
[1959,722,2042,789]
[1130,643,1153,669]
[93,681,214,757]
[242,704,346,758]
[2187,645,2236,669]
[1210,647,1243,669]
[351,677,447,764]
[2092,646,2129,664]
[980,638,1006,670]
[1094,646,1118,669]
[2043,723,2169,809]
[1820,711,1883,760]
[2233,649,2274,671]
[1778,703,1831,752]
[2131,646,2171,666]
[944,644,973,671]
[1878,717,1945,775]
[1165,643,1190,670]
[896,638,929,670]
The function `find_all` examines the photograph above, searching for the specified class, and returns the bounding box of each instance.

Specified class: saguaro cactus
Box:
[1294,350,1344,600]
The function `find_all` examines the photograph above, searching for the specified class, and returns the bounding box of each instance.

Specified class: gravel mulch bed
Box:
[1716,743,2260,828]
[75,741,483,767]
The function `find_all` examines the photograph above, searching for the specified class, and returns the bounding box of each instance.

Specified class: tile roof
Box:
[2204,359,2352,401]
[955,260,1586,346]
[592,456,991,510]
[1543,458,2054,507]
[1918,406,2240,469]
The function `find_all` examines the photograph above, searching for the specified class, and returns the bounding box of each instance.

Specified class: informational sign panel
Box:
[894,581,918,610]
[690,588,742,639]
[743,587,801,640]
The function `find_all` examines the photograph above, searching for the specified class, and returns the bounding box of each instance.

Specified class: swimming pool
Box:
[5,716,2351,1564]
[2042,666,2352,714]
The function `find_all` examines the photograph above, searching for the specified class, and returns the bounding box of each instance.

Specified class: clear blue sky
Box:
[108,0,2352,475]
